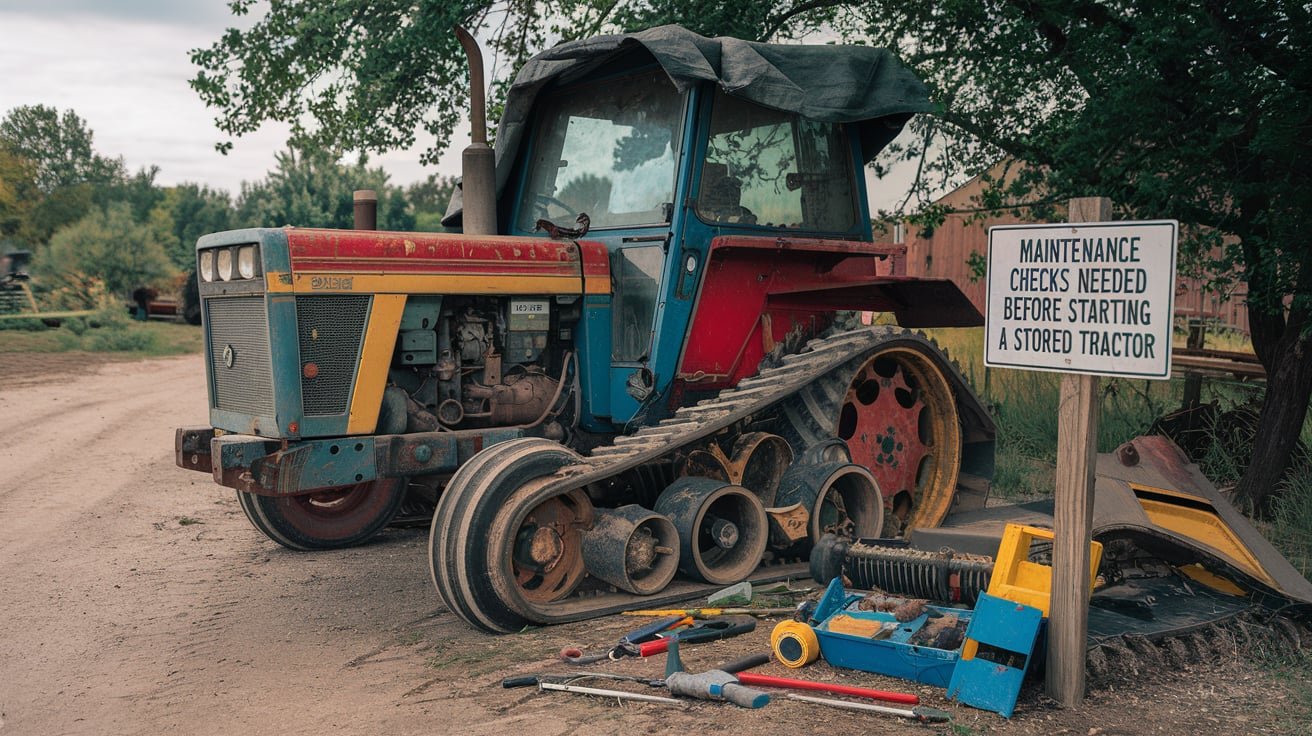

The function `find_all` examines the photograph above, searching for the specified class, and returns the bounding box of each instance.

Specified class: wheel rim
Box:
[835,347,960,532]
[269,479,401,543]
[507,488,593,604]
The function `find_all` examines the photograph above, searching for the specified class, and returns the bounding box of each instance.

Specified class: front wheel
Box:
[240,478,406,550]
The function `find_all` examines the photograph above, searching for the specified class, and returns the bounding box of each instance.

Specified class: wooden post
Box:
[1045,196,1111,706]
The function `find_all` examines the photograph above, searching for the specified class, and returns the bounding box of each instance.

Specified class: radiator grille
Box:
[296,295,369,416]
[206,296,275,416]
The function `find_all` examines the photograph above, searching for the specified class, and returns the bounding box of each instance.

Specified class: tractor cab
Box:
[487,32,911,429]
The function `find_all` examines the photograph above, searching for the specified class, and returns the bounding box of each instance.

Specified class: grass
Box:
[0,309,202,357]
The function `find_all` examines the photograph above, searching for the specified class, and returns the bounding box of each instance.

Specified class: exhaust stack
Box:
[455,25,497,236]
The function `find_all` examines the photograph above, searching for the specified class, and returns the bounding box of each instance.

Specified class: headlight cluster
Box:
[199,245,260,282]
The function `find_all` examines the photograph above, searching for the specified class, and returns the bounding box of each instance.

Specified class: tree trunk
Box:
[1233,319,1312,513]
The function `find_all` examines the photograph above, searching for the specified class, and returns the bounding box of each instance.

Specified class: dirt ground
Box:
[0,354,1306,735]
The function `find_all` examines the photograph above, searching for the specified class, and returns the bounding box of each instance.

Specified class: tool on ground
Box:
[538,681,682,706]
[662,635,770,708]
[735,673,918,705]
[712,652,771,674]
[621,607,798,618]
[787,693,951,723]
[770,619,820,668]
[559,614,691,663]
[510,640,772,708]
[627,617,757,659]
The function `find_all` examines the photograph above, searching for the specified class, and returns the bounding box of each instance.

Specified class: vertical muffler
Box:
[454,25,497,236]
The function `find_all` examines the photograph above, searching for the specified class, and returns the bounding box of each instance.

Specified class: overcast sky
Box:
[0,1,913,208]
[0,1,461,196]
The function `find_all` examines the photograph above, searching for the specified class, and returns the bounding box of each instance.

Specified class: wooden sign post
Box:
[1048,196,1110,706]
[984,198,1178,707]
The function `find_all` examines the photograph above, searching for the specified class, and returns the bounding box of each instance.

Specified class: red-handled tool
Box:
[635,617,757,657]
[735,673,919,705]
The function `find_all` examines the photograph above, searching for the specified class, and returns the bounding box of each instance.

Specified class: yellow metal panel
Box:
[290,272,581,295]
[265,272,294,292]
[1130,484,1278,588]
[346,294,406,434]
[585,274,612,295]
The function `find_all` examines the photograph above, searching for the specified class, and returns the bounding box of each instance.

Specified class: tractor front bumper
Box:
[174,426,525,496]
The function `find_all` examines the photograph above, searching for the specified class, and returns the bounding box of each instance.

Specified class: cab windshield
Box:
[517,70,682,231]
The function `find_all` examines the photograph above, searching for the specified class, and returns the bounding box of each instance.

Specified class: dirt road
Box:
[0,355,1303,735]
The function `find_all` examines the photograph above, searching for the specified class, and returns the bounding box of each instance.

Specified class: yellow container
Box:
[770,620,820,668]
[986,523,1103,618]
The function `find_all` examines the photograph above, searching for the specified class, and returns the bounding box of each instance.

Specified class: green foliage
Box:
[407,174,457,232]
[0,105,124,194]
[191,1,485,165]
[151,184,233,269]
[236,147,414,230]
[39,203,176,298]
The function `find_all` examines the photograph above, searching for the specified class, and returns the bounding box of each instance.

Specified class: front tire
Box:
[241,479,406,550]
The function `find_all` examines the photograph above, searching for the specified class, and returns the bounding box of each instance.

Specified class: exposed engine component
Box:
[389,295,578,431]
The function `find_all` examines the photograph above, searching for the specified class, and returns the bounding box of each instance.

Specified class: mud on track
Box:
[0,354,1302,735]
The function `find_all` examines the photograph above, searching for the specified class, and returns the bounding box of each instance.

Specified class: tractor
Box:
[174,26,998,633]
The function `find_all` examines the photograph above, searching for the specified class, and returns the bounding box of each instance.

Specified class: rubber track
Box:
[504,326,975,625]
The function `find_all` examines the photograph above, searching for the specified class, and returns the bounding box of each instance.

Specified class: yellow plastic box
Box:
[986,523,1103,618]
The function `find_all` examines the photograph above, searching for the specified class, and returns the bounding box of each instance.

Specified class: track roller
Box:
[582,505,680,595]
[775,462,884,549]
[681,432,793,504]
[655,477,768,585]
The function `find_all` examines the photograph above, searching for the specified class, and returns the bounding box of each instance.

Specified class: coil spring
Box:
[840,542,995,605]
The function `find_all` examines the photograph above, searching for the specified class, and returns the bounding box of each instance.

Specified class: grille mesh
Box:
[297,295,369,416]
[206,296,275,416]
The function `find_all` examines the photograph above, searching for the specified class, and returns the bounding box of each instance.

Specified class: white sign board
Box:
[985,220,1178,379]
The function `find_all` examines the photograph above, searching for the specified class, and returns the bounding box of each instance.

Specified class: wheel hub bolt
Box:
[517,526,563,573]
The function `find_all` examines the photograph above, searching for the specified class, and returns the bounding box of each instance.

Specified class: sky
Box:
[0,1,915,208]
[0,1,462,195]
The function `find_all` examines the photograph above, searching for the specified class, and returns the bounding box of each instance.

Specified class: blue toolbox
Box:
[810,578,973,688]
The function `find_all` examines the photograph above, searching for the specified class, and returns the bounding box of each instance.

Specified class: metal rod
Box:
[539,682,682,705]
[787,693,951,723]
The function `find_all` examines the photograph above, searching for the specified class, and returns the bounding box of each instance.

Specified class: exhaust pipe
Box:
[353,189,377,230]
[455,25,497,236]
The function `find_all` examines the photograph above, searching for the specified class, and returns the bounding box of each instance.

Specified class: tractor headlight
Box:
[198,250,215,282]
[216,247,234,281]
[237,245,258,279]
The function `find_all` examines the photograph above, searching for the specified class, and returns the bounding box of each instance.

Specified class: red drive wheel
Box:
[245,478,406,550]
[783,338,962,536]
[836,347,960,533]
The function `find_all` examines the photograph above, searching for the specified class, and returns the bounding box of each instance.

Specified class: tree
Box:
[40,203,176,298]
[0,105,124,194]
[190,1,817,166]
[0,149,40,245]
[151,184,235,270]
[236,147,414,231]
[193,1,1312,508]
[407,173,458,231]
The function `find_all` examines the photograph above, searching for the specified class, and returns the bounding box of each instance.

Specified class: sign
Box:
[985,220,1178,379]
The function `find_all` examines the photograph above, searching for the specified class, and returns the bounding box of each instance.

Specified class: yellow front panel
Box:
[347,294,406,434]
